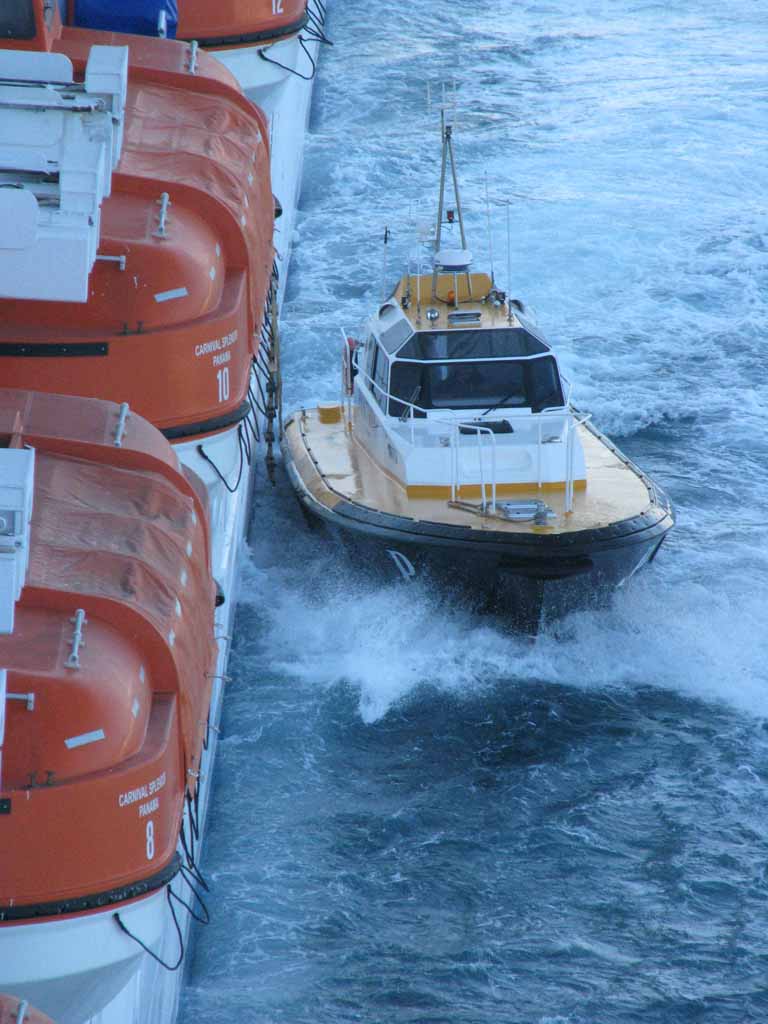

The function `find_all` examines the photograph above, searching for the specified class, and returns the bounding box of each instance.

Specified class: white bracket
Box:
[0,446,35,636]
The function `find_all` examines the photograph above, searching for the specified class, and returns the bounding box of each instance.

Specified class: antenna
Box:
[416,252,422,323]
[506,202,513,324]
[381,225,390,302]
[484,173,495,286]
[431,107,471,302]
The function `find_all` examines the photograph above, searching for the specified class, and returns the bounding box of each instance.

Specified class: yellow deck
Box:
[283,408,655,536]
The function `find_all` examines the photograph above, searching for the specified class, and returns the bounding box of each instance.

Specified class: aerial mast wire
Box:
[506,201,513,324]
[431,108,449,299]
[431,100,472,301]
[381,225,390,302]
[484,173,495,286]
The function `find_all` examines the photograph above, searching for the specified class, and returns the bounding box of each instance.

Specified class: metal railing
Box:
[450,421,498,512]
[345,342,587,514]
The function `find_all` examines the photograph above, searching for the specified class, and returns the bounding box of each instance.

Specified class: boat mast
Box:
[431,108,472,301]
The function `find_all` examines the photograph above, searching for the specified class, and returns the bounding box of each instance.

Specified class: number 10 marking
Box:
[217,368,230,403]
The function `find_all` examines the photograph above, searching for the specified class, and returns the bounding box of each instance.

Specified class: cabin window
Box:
[0,1,36,38]
[389,360,424,418]
[363,335,376,379]
[373,344,389,409]
[397,327,548,360]
[528,355,564,411]
[428,360,527,410]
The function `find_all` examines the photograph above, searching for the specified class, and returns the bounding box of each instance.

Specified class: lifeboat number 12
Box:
[216,367,230,403]
[272,0,283,12]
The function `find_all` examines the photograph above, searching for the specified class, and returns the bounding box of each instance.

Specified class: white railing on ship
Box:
[343,341,589,515]
[450,421,498,513]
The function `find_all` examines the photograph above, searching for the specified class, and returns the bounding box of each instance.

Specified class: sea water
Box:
[180,2,768,1021]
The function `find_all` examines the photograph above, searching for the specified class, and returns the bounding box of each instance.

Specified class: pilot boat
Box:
[281,120,674,627]
[0,23,274,1024]
[61,0,329,302]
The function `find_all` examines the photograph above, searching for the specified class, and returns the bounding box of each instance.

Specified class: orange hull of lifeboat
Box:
[0,995,54,1024]
[177,0,309,47]
[0,390,217,919]
[0,5,274,440]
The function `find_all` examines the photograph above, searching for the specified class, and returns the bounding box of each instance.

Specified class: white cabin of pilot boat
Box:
[346,275,587,518]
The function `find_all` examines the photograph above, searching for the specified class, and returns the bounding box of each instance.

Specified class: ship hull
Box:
[283,448,673,630]
[0,889,168,1024]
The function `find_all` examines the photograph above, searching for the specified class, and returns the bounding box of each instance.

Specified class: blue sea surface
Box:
[180,2,768,1021]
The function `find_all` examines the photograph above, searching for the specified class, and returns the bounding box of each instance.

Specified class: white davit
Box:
[0,46,127,303]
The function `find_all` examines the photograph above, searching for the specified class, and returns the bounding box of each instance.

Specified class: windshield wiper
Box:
[398,385,422,422]
[481,391,521,417]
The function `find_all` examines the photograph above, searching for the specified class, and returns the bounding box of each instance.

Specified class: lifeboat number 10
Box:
[216,367,230,403]
[272,0,284,12]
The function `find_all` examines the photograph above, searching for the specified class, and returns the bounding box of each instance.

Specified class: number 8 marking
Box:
[146,819,155,860]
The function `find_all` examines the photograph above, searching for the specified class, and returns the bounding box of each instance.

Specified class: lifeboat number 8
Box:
[146,820,155,861]
[272,0,284,12]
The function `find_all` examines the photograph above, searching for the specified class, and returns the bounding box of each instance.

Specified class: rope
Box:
[113,886,183,972]
[259,34,317,81]
[309,0,328,28]
[179,811,196,867]
[197,434,245,494]
[181,780,211,893]
[173,866,211,926]
[304,12,333,46]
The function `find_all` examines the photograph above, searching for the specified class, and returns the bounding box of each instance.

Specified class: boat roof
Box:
[374,273,554,359]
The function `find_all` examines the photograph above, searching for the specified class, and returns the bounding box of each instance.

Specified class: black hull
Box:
[283,456,674,631]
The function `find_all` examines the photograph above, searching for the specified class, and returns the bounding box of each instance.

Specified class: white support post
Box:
[0,668,6,792]
[565,420,575,514]
[0,447,35,635]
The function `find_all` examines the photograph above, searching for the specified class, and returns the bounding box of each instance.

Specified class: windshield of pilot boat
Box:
[0,1,37,37]
[389,329,563,413]
[389,354,564,413]
[429,360,528,409]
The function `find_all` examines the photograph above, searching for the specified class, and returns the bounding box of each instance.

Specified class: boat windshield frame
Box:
[386,351,565,415]
[394,326,551,361]
[361,339,566,419]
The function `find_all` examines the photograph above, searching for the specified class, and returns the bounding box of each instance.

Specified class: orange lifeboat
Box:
[0,2,274,441]
[176,0,309,48]
[0,389,216,918]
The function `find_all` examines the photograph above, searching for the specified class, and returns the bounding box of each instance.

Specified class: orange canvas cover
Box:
[117,78,273,337]
[0,11,274,436]
[0,392,218,908]
[0,391,216,782]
